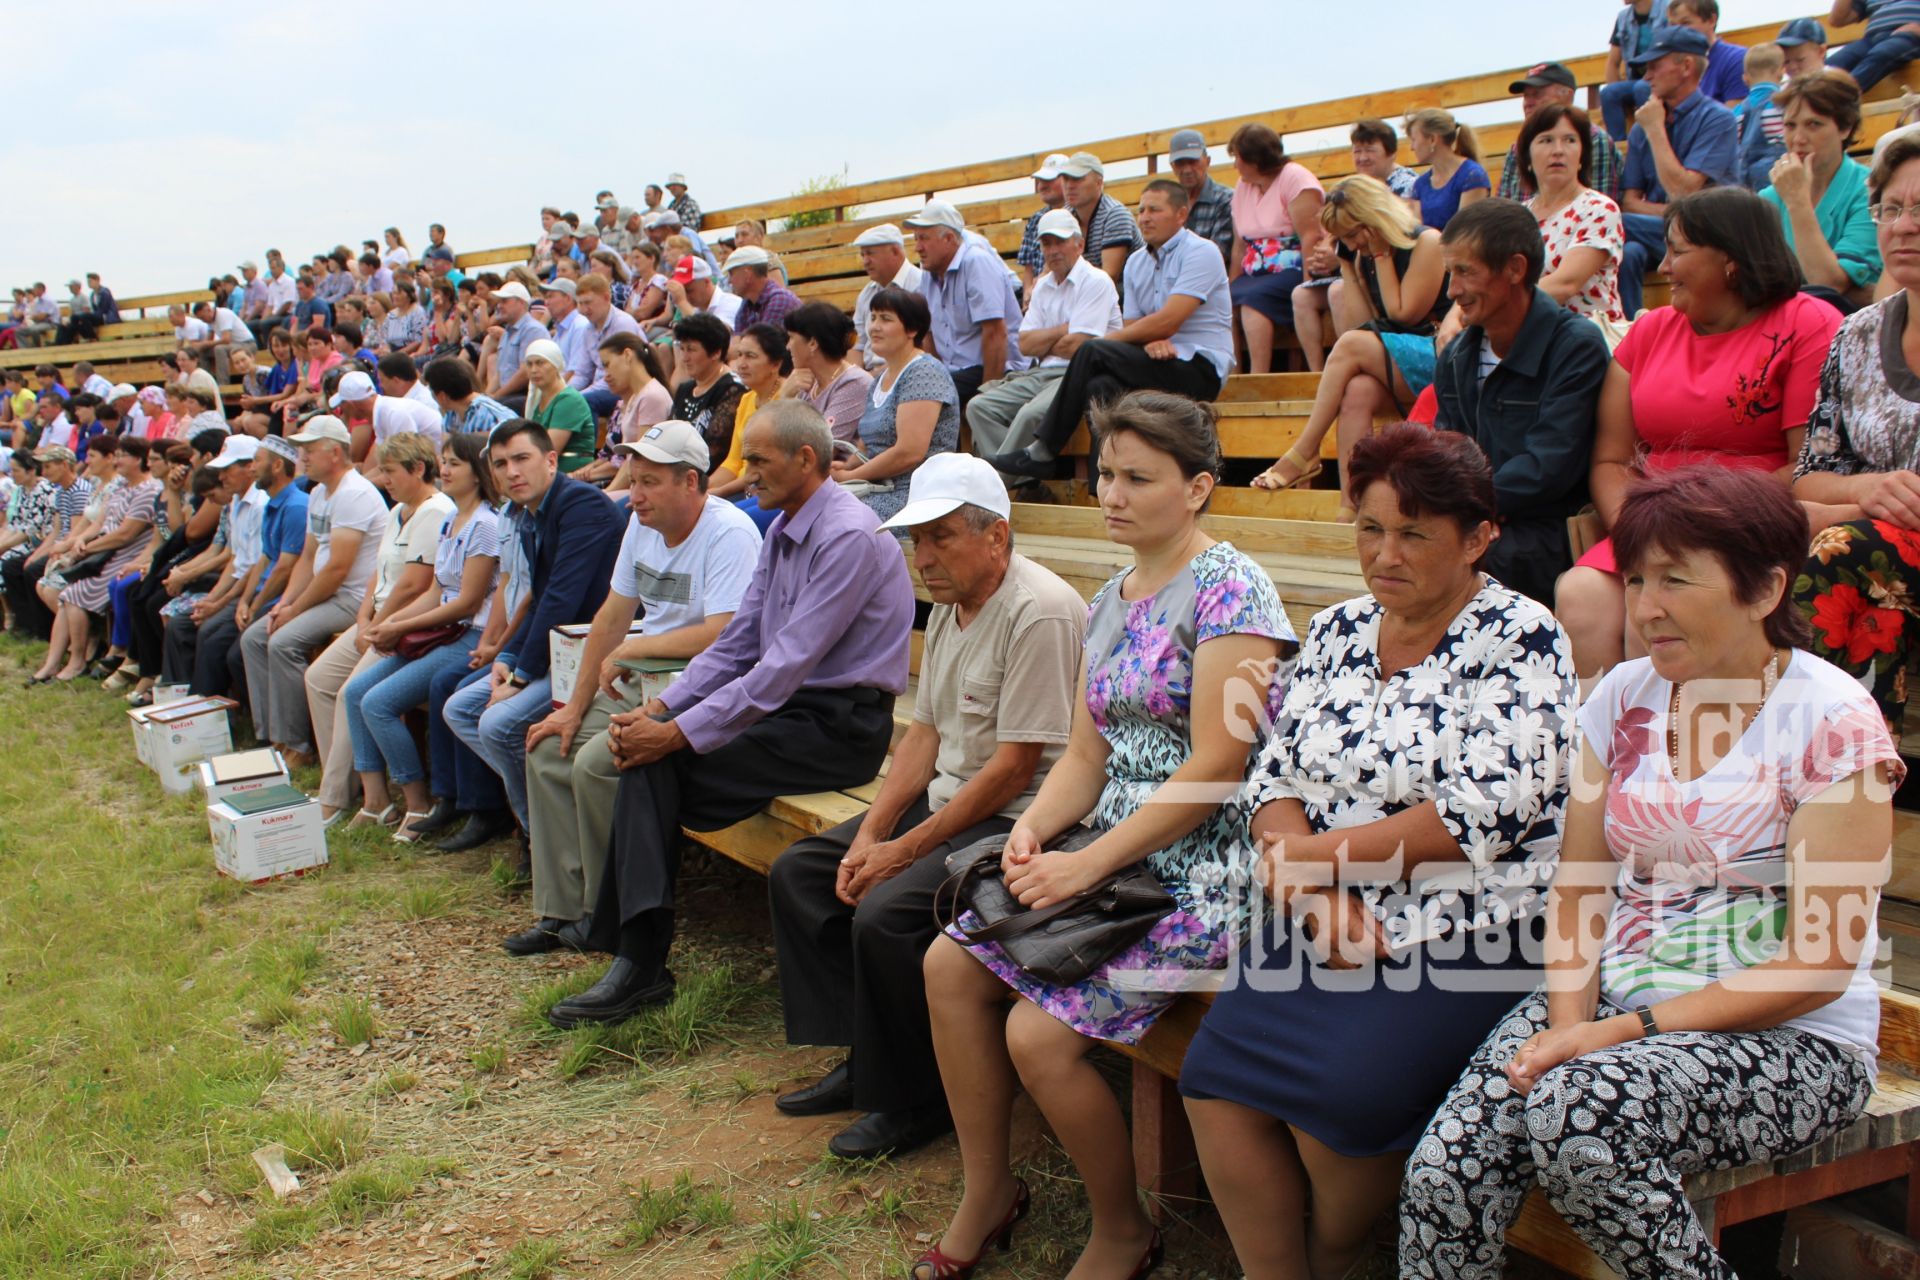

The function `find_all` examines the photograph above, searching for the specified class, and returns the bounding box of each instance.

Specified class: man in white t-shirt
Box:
[376,352,440,410]
[237,415,387,763]
[850,224,926,371]
[329,370,446,479]
[510,420,762,955]
[170,304,210,346]
[190,298,259,385]
[966,210,1122,476]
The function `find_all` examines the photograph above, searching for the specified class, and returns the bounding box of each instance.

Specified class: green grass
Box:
[623,1171,737,1246]
[502,1237,565,1278]
[325,994,378,1046]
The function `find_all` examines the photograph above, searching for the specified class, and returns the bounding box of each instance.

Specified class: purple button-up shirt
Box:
[659,478,914,751]
[733,280,802,334]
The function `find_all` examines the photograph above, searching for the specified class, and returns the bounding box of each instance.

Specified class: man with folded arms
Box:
[239,416,385,766]
[507,422,763,956]
[992,180,1233,479]
[904,201,1026,411]
[767,454,1084,1159]
[438,419,624,851]
[851,225,923,371]
[548,401,913,1028]
[967,209,1121,479]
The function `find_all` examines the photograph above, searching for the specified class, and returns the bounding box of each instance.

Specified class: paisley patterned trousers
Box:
[1398,989,1873,1279]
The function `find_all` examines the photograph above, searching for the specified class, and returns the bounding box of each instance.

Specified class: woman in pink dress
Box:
[1555,188,1849,679]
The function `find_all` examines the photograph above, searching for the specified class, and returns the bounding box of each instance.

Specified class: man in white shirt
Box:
[965,210,1122,475]
[189,299,258,384]
[376,353,439,409]
[237,416,387,763]
[541,278,595,394]
[851,224,925,371]
[662,255,741,331]
[328,370,445,479]
[75,362,114,400]
[32,398,73,450]
[170,304,211,347]
[511,421,762,955]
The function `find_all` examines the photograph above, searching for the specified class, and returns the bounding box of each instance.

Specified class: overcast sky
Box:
[4,1,1804,298]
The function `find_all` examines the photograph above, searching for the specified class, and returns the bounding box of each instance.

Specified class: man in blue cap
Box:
[1601,0,1747,134]
[1830,2,1920,93]
[1617,24,1740,316]
[1777,17,1829,78]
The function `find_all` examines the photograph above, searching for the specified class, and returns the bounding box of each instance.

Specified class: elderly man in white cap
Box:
[1061,150,1143,285]
[764,451,1084,1160]
[510,420,764,957]
[107,383,144,436]
[851,224,924,371]
[724,246,802,334]
[329,369,444,478]
[903,201,1026,410]
[483,281,548,411]
[966,209,1121,484]
[238,415,388,765]
[1015,152,1073,293]
[663,172,702,231]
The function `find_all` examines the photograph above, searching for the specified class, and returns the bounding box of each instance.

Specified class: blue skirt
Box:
[1378,330,1438,397]
[1231,268,1305,326]
[1178,911,1543,1157]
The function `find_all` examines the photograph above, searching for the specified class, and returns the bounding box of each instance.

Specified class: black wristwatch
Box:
[506,673,529,689]
[1636,1006,1660,1039]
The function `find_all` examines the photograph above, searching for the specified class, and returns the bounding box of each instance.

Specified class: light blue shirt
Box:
[1121,227,1234,381]
[496,313,548,388]
[552,310,595,392]
[499,499,532,620]
[922,231,1026,374]
[228,486,269,576]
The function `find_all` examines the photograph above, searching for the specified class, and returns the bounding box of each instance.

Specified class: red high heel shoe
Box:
[908,1178,1031,1279]
[1124,1228,1164,1279]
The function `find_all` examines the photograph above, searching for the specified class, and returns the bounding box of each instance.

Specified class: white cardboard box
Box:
[197,749,291,807]
[145,697,239,795]
[209,789,328,883]
[128,704,158,769]
[548,621,648,709]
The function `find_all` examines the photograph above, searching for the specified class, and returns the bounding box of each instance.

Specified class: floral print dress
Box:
[947,542,1294,1044]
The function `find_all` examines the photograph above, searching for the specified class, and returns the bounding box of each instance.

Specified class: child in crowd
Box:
[1739,42,1788,190]
[1831,1,1920,94]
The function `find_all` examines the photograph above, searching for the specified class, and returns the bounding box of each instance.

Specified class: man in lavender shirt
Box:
[552,400,915,1028]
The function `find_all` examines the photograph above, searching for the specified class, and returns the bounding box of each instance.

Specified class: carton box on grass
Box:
[145,696,239,795]
[549,621,648,709]
[128,704,158,769]
[197,748,291,806]
[209,783,328,883]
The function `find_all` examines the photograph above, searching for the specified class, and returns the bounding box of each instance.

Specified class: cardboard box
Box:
[145,697,239,795]
[549,621,648,709]
[152,683,192,706]
[197,748,291,807]
[209,784,328,883]
[614,657,688,704]
[128,704,158,769]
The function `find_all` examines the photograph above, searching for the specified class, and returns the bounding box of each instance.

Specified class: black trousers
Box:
[768,797,1014,1114]
[587,687,895,973]
[1031,339,1223,456]
[3,554,53,638]
[126,572,172,677]
[949,364,985,419]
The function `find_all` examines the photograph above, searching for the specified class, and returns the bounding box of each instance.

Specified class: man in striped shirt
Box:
[1830,0,1920,92]
[2,445,90,638]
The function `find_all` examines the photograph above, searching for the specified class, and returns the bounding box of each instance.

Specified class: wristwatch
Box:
[1636,1006,1660,1039]
[506,673,529,689]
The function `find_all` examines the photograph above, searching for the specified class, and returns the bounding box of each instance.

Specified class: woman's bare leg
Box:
[1293,286,1329,371]
[1242,306,1277,376]
[1556,566,1627,686]
[1187,1097,1312,1279]
[1294,1129,1405,1279]
[922,937,1024,1267]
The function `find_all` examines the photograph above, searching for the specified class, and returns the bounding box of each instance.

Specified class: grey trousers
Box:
[525,683,644,921]
[239,598,357,750]
[965,363,1067,467]
[213,340,257,385]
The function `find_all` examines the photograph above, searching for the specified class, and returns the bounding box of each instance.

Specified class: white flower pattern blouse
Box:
[1251,577,1578,950]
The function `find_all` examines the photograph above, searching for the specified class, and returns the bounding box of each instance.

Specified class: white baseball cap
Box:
[1032,152,1072,180]
[108,383,136,399]
[723,246,772,273]
[904,201,966,234]
[1060,151,1105,178]
[492,282,532,304]
[880,454,1012,530]
[1036,209,1082,240]
[288,415,352,446]
[851,223,905,248]
[328,370,377,407]
[208,435,261,469]
[612,420,711,471]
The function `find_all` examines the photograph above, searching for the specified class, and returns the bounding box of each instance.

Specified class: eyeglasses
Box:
[1870,202,1920,227]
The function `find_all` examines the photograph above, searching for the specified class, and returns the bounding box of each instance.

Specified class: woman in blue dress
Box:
[1407,107,1491,230]
[1182,426,1578,1280]
[917,392,1294,1280]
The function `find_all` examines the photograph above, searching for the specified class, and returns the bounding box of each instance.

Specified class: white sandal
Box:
[391,812,436,844]
[346,803,401,829]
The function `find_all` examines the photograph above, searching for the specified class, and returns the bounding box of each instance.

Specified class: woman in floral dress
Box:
[1181,426,1578,1280]
[918,392,1294,1280]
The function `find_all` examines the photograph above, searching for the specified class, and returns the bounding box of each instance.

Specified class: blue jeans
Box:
[583,387,618,419]
[344,634,480,785]
[431,663,507,811]
[1831,32,1920,94]
[731,494,781,533]
[1600,79,1652,141]
[443,670,552,829]
[1619,211,1667,318]
[107,572,141,648]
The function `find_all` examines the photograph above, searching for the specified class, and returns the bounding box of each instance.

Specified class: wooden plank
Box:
[455,244,534,270]
[1132,1063,1200,1219]
[115,289,215,315]
[1509,1193,1622,1280]
[1037,479,1344,522]
[1779,1202,1920,1280]
[0,335,178,371]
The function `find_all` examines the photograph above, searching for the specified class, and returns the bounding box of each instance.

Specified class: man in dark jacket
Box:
[1432,200,1609,609]
[440,419,623,847]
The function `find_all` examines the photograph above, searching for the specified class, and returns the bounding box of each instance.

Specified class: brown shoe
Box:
[281,748,319,770]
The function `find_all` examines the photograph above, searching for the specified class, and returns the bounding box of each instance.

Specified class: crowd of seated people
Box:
[6,20,1920,1275]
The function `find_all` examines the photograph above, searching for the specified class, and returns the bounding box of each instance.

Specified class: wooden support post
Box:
[1130,1061,1197,1222]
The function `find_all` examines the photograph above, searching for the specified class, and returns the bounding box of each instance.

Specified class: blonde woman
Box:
[1406,107,1489,230]
[1252,175,1447,502]
[383,227,410,269]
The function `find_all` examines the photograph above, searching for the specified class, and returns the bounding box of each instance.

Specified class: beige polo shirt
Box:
[916,553,1086,817]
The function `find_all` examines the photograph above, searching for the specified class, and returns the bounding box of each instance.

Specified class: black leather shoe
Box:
[554,915,594,950]
[501,918,584,956]
[986,448,1055,479]
[547,959,676,1029]
[408,798,460,837]
[432,810,515,853]
[828,1104,954,1160]
[776,1061,853,1117]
